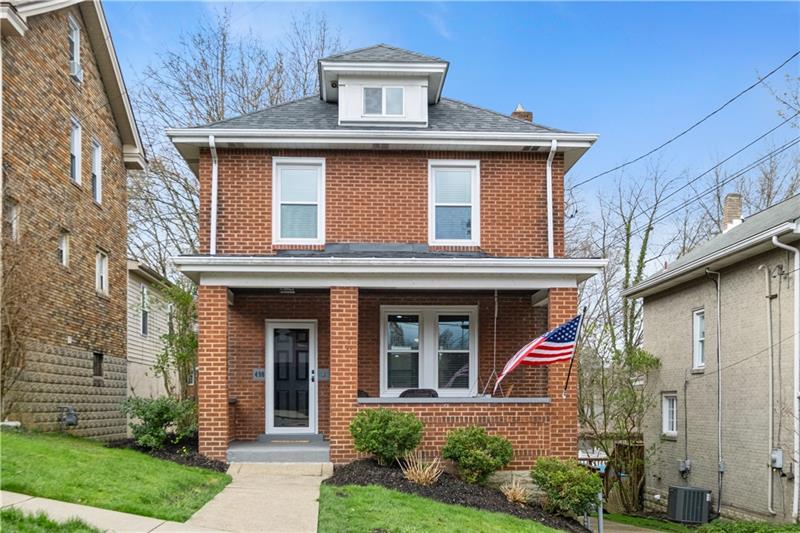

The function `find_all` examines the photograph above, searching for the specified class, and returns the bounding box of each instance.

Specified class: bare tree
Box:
[128,9,342,274]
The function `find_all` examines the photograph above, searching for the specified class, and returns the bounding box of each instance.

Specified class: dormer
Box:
[318,44,449,128]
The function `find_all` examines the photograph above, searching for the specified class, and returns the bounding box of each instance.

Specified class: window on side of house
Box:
[93,352,104,379]
[95,250,108,295]
[362,86,404,116]
[429,161,480,246]
[3,197,19,242]
[70,118,81,184]
[68,15,83,81]
[272,158,325,245]
[58,230,70,266]
[662,393,677,437]
[91,140,102,203]
[381,306,477,397]
[140,284,149,336]
[692,309,705,369]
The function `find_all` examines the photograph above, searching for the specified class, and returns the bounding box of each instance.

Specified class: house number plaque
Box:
[252,368,265,381]
[317,368,330,381]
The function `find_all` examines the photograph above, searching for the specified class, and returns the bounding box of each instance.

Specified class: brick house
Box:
[1,0,144,439]
[167,45,605,464]
[624,194,800,522]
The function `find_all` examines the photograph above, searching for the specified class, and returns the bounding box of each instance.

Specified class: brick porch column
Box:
[547,287,579,459]
[329,286,359,463]
[197,285,230,460]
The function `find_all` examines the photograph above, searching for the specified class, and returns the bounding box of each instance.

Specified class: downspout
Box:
[545,139,557,258]
[209,135,219,255]
[759,264,777,515]
[772,235,800,521]
[706,268,723,514]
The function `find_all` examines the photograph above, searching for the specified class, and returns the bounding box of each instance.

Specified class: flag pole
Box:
[562,306,587,398]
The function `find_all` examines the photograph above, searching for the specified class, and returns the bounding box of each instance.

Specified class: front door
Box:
[265,321,317,434]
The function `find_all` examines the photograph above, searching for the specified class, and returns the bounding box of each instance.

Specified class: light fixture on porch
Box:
[279,288,295,295]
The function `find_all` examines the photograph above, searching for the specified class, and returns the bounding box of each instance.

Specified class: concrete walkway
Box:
[186,463,331,533]
[0,490,225,532]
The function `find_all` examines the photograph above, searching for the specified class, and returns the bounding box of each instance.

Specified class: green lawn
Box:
[0,508,102,533]
[318,484,562,533]
[602,512,693,532]
[0,429,230,522]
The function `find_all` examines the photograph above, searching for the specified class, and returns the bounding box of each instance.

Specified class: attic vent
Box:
[372,143,390,150]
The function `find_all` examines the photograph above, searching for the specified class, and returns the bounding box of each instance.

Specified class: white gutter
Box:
[208,135,219,255]
[546,139,557,258]
[772,234,800,521]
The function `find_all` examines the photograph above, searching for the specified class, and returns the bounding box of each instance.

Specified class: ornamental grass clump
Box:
[400,451,444,486]
[500,477,531,506]
[530,457,602,517]
[349,408,423,466]
[442,426,513,485]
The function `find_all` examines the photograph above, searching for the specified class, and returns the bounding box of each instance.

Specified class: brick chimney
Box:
[511,103,533,122]
[722,192,743,232]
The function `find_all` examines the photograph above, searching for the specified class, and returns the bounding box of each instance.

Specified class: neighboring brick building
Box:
[1,0,144,439]
[168,45,605,464]
[624,194,800,523]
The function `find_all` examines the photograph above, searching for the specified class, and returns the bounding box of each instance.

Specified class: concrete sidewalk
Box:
[185,463,331,533]
[1,490,227,532]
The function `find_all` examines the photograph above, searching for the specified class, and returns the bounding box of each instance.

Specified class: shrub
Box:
[699,522,800,533]
[122,396,197,450]
[441,426,513,484]
[349,408,423,465]
[500,478,531,505]
[400,451,444,486]
[530,457,602,517]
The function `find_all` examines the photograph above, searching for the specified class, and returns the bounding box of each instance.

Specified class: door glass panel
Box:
[273,328,310,428]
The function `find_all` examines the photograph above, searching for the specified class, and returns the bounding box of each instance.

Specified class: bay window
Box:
[428,160,480,245]
[381,306,477,397]
[272,157,325,245]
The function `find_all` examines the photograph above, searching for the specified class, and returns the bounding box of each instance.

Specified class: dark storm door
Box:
[266,321,317,434]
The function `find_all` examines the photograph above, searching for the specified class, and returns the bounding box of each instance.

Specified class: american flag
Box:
[493,314,583,394]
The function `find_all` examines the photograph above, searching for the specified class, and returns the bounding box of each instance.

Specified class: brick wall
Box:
[2,7,128,436]
[329,287,360,463]
[198,149,565,257]
[197,285,230,459]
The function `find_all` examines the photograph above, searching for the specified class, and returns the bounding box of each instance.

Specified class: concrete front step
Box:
[227,436,330,463]
[227,462,333,477]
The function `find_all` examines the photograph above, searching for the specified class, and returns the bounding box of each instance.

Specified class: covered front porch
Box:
[177,254,605,466]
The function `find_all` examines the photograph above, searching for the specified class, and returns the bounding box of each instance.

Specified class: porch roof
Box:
[172,255,607,290]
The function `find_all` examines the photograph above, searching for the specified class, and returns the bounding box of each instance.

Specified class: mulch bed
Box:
[324,459,588,533]
[106,434,228,473]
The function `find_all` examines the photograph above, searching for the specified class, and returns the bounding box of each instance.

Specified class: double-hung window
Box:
[381,306,477,397]
[58,230,70,266]
[692,309,705,369]
[91,140,102,203]
[429,160,480,246]
[70,118,81,184]
[68,15,83,82]
[662,393,677,437]
[363,87,404,116]
[272,158,325,245]
[140,284,150,336]
[95,250,108,295]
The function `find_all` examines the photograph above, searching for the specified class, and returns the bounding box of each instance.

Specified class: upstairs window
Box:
[58,230,70,266]
[363,87,404,116]
[272,158,325,245]
[3,198,19,242]
[692,309,705,369]
[70,118,81,184]
[140,284,149,336]
[95,250,108,295]
[68,15,83,82]
[428,160,480,246]
[91,141,102,203]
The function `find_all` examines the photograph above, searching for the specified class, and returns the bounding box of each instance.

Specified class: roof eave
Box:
[623,222,799,299]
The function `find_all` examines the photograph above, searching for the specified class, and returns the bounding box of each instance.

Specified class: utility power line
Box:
[570,50,800,190]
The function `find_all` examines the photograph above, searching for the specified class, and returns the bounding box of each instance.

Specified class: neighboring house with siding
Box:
[624,194,800,523]
[167,44,606,464]
[0,0,144,439]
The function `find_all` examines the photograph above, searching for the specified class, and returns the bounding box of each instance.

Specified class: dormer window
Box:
[363,87,404,117]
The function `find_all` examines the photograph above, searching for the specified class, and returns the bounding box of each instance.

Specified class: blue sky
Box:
[106,1,799,200]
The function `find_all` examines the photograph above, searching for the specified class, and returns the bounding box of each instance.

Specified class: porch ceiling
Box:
[172,255,607,290]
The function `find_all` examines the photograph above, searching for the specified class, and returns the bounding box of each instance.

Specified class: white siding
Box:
[126,271,171,398]
[337,76,428,126]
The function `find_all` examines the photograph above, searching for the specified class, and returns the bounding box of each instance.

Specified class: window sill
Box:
[70,180,83,190]
[96,291,110,301]
[690,367,705,375]
[660,434,678,442]
[358,397,551,405]
[93,200,103,210]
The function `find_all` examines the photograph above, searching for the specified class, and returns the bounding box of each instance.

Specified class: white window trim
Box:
[95,250,108,295]
[70,117,82,184]
[271,157,326,245]
[58,230,70,267]
[91,139,102,204]
[379,305,478,398]
[362,86,405,117]
[68,14,82,82]
[428,160,481,246]
[140,283,149,336]
[662,393,677,437]
[692,309,705,369]
[5,199,19,242]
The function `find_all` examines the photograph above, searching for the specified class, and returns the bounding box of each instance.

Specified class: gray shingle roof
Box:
[198,96,569,134]
[321,44,445,63]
